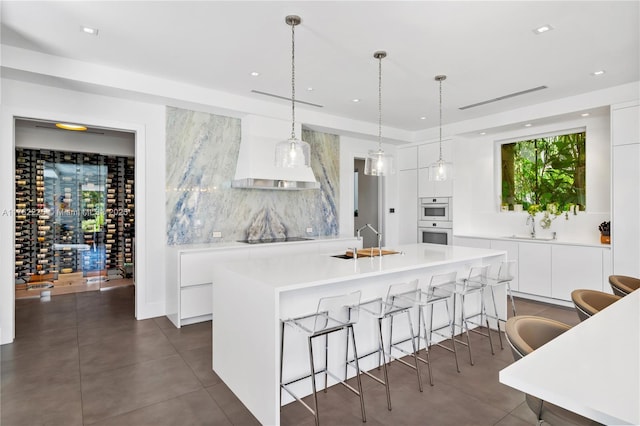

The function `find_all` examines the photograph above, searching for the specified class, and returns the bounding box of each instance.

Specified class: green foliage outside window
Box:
[501,131,586,212]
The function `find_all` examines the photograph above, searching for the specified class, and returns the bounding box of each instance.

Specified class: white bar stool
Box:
[354,281,424,411]
[280,291,366,426]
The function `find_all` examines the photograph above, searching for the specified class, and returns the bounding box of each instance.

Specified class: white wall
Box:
[0,77,399,344]
[339,135,398,247]
[453,113,610,243]
[0,78,165,344]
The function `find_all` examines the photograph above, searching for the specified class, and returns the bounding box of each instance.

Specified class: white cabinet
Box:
[453,236,491,249]
[165,238,360,327]
[612,102,640,145]
[398,169,418,244]
[417,141,453,198]
[551,245,603,301]
[398,146,418,170]
[612,102,640,277]
[515,242,552,297]
[454,236,611,302]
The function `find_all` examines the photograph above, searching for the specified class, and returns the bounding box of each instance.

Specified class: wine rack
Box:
[14,148,135,288]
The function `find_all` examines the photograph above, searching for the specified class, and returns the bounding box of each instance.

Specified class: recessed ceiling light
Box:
[480,132,487,135]
[524,123,532,127]
[81,26,98,36]
[56,123,87,131]
[581,113,590,117]
[250,71,260,77]
[307,87,314,91]
[591,70,606,76]
[419,116,427,120]
[533,24,553,35]
[352,98,360,103]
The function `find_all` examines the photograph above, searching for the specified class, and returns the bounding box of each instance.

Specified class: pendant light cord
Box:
[378,55,382,148]
[290,21,296,140]
[439,78,443,161]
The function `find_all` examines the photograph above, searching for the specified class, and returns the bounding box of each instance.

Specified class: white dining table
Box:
[499,289,640,425]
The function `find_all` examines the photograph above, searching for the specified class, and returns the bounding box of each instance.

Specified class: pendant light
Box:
[428,75,453,181]
[275,15,311,169]
[364,51,395,176]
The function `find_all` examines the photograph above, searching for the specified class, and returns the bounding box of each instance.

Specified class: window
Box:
[501,130,586,211]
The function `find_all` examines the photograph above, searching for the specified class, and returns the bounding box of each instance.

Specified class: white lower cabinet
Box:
[518,242,552,297]
[551,245,603,301]
[455,236,611,302]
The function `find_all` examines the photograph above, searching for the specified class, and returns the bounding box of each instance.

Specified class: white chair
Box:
[280,291,366,425]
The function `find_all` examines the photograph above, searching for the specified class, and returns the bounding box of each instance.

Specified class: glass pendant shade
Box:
[364,50,395,176]
[364,148,395,176]
[428,74,453,181]
[428,158,453,181]
[275,137,310,168]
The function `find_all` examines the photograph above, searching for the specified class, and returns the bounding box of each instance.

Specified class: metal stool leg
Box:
[481,290,495,355]
[308,336,320,426]
[489,285,504,349]
[460,293,474,365]
[406,310,427,388]
[507,282,517,317]
[378,317,392,411]
[444,298,460,373]
[349,325,367,423]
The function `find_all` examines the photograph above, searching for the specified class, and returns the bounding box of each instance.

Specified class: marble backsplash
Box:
[166,107,340,245]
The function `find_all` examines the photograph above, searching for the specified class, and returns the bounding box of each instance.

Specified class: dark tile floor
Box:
[1,287,580,425]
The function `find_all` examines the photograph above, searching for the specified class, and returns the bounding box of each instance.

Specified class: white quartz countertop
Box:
[500,290,639,425]
[214,243,505,292]
[455,234,610,248]
[167,235,358,252]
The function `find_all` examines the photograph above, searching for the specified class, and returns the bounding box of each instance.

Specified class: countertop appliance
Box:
[420,197,451,221]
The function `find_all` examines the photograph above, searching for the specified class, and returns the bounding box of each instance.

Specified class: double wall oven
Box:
[418,197,453,245]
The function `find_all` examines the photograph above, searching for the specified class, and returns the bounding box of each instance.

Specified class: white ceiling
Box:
[1,1,638,133]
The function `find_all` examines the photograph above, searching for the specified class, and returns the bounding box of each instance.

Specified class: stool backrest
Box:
[315,291,361,331]
[427,271,457,296]
[386,280,419,306]
[465,265,489,287]
[495,260,516,282]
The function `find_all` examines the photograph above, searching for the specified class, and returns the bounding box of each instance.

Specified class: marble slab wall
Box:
[166,107,339,245]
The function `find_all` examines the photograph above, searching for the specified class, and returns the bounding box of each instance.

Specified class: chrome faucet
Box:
[356,223,382,253]
[526,214,536,238]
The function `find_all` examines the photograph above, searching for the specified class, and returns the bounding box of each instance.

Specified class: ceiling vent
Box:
[250,90,324,108]
[459,85,548,110]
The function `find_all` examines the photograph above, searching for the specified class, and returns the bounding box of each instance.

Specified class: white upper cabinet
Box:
[612,102,640,278]
[418,140,453,197]
[398,169,418,244]
[397,146,418,170]
[612,102,640,145]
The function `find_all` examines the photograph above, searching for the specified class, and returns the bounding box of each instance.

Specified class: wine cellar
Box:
[15,148,135,297]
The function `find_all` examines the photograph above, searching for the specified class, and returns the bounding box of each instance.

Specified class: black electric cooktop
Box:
[237,237,313,244]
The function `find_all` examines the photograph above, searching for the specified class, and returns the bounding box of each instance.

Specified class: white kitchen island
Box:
[211,243,506,425]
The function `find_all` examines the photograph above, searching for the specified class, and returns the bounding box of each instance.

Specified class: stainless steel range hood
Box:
[232,115,319,190]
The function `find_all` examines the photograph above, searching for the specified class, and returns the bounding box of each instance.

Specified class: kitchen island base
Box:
[212,243,506,425]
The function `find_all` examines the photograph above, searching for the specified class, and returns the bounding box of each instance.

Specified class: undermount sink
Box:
[504,235,556,241]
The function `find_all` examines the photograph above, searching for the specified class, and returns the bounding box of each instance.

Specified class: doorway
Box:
[14,120,135,298]
[354,158,379,248]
